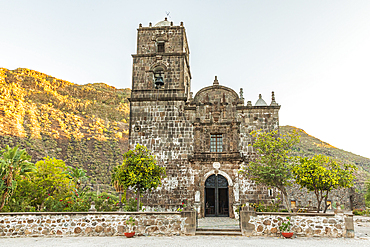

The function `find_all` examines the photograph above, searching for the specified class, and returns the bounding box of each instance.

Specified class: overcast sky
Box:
[1,0,370,158]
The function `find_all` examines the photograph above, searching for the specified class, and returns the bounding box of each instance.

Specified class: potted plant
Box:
[124,216,136,238]
[279,216,293,238]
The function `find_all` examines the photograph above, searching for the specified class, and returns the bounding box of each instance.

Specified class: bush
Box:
[250,202,280,212]
[123,198,143,212]
[353,208,366,215]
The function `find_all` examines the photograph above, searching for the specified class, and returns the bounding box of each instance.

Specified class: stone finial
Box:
[259,94,262,99]
[170,21,173,26]
[270,91,278,106]
[213,76,219,85]
[247,101,252,107]
[149,22,152,27]
[165,17,168,21]
[239,88,244,99]
[180,21,183,26]
[89,201,97,212]
[139,23,142,28]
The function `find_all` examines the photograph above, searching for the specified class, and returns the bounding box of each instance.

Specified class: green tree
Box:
[292,155,357,213]
[111,144,166,211]
[365,179,370,208]
[32,156,74,210]
[65,166,89,190]
[0,145,35,211]
[240,129,299,212]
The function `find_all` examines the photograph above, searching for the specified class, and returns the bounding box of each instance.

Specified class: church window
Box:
[268,189,273,197]
[157,42,165,53]
[210,134,223,152]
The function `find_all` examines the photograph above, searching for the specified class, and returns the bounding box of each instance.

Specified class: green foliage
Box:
[0,145,35,211]
[365,179,370,208]
[0,68,130,188]
[240,129,299,212]
[352,208,368,215]
[65,166,89,190]
[281,126,369,183]
[293,155,357,213]
[111,144,166,211]
[33,157,74,206]
[250,200,281,213]
[86,192,119,211]
[123,198,143,212]
[279,217,292,232]
[126,216,135,232]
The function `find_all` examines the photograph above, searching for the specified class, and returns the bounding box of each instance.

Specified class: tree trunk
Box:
[136,190,141,212]
[280,188,291,213]
[119,192,122,211]
[315,191,322,213]
[323,190,329,213]
[0,189,8,211]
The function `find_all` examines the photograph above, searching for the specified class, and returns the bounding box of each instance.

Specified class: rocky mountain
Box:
[281,125,370,187]
[1,68,369,191]
[0,68,130,190]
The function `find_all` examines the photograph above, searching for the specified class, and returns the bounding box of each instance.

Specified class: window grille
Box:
[210,134,223,152]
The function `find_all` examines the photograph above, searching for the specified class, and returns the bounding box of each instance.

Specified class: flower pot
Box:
[281,232,293,238]
[124,232,135,238]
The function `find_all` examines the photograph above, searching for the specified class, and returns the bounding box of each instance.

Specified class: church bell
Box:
[155,76,164,88]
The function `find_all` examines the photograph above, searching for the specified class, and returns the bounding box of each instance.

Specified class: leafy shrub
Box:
[353,208,366,215]
[123,198,143,212]
[250,202,280,212]
[279,217,292,232]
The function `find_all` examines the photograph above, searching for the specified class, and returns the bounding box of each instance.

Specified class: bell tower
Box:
[130,18,191,97]
[129,18,192,160]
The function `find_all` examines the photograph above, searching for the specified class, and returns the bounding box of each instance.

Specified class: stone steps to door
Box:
[195,228,242,236]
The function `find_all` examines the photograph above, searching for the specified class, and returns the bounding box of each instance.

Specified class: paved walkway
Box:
[197,217,240,229]
[0,236,368,247]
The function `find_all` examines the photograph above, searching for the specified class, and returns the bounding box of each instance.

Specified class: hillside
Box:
[1,68,369,192]
[0,68,130,190]
[281,125,370,186]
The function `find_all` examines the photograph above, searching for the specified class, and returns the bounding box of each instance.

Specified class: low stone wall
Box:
[240,211,354,238]
[0,211,194,237]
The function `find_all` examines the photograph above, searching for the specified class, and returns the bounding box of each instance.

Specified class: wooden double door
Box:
[205,174,229,217]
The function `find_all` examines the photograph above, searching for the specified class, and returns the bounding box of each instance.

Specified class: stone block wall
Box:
[0,212,190,237]
[287,184,365,211]
[241,211,354,238]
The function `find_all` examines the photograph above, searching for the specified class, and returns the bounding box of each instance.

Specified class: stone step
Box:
[196,228,241,232]
[195,228,242,236]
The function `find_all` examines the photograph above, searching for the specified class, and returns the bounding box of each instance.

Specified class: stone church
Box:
[128,18,284,218]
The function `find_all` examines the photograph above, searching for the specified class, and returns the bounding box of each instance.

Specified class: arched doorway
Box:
[205,174,229,217]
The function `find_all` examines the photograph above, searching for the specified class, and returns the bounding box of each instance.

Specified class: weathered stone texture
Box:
[129,21,283,218]
[247,212,353,238]
[0,212,186,237]
[129,20,359,219]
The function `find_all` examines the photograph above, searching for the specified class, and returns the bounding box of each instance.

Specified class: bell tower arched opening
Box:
[205,174,229,217]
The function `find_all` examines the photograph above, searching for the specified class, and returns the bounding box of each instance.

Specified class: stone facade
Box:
[128,19,281,219]
[240,211,354,238]
[0,212,192,237]
[128,19,358,218]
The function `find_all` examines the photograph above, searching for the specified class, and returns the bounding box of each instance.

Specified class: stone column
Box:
[344,214,355,238]
[240,208,256,237]
[194,190,201,218]
[181,211,196,236]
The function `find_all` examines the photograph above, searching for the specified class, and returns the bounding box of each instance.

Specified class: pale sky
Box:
[1,1,370,158]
